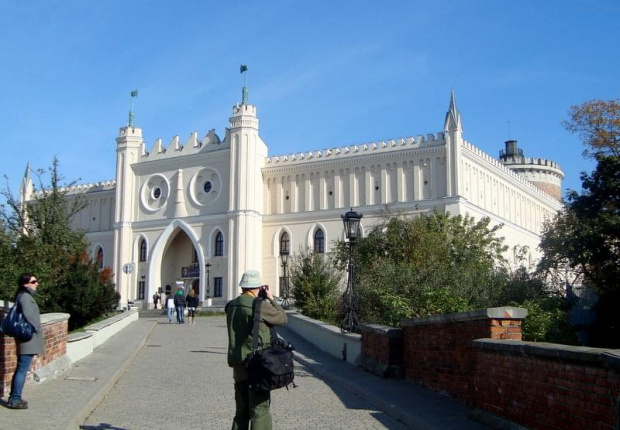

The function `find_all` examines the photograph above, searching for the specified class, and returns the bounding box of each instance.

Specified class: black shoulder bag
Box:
[245,297,296,391]
[0,294,34,342]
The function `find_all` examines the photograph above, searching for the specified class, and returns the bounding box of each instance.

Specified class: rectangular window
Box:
[214,277,223,298]
[138,281,145,300]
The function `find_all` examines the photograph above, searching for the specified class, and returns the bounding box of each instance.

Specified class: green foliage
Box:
[289,247,342,322]
[520,298,580,345]
[0,159,119,328]
[0,228,20,300]
[538,156,620,347]
[334,210,509,327]
[44,258,119,331]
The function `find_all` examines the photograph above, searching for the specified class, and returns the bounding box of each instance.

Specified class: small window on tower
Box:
[153,187,162,199]
[204,181,213,193]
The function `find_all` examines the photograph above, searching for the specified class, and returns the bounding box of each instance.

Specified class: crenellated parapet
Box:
[461,141,562,204]
[501,155,563,172]
[136,129,228,162]
[497,140,564,200]
[31,180,117,197]
[266,132,446,166]
[62,180,116,195]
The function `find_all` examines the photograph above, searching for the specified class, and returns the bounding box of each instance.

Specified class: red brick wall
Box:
[360,307,619,429]
[401,308,524,403]
[361,325,402,366]
[474,340,620,430]
[0,311,69,397]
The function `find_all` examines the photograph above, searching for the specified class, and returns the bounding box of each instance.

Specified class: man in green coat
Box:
[225,270,287,430]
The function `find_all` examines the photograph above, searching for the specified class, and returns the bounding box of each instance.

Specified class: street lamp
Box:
[340,208,363,333]
[280,249,290,307]
[205,263,211,303]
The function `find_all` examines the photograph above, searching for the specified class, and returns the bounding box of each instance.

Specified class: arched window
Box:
[314,229,325,254]
[215,232,224,257]
[96,247,104,269]
[139,239,147,262]
[280,231,290,254]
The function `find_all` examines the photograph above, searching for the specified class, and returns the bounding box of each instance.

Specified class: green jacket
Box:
[225,293,287,370]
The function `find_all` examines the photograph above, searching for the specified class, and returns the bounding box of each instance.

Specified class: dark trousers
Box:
[232,380,271,430]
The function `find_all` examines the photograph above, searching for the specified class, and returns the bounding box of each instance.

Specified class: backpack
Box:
[0,294,34,342]
[245,297,296,391]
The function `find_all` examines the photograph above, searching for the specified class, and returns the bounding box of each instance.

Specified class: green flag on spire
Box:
[131,90,138,97]
[240,65,248,73]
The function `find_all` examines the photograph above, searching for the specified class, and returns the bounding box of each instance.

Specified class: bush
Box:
[520,297,580,345]
[42,254,119,331]
[290,248,342,323]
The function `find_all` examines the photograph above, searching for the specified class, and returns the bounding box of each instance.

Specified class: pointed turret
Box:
[20,163,34,204]
[443,90,462,132]
[443,91,463,198]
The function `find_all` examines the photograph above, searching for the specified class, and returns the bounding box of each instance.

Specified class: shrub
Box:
[520,297,580,345]
[290,248,342,323]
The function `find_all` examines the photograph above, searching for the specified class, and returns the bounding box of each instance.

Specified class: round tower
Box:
[499,140,564,201]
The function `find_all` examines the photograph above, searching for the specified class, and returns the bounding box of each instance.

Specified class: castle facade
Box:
[21,91,564,309]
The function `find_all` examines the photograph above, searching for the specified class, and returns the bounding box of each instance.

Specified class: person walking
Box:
[7,273,44,410]
[165,292,174,323]
[152,291,160,309]
[173,287,186,324]
[225,270,287,429]
[186,289,199,325]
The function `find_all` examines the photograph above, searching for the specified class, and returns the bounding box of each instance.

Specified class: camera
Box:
[258,285,268,299]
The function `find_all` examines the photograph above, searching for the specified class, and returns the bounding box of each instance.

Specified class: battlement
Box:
[265,132,446,165]
[136,129,227,162]
[501,156,564,174]
[31,180,117,197]
[462,141,561,204]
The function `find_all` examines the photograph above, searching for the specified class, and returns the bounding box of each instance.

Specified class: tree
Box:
[563,99,620,159]
[0,159,119,328]
[334,210,510,327]
[0,226,19,300]
[538,156,620,347]
[289,247,342,323]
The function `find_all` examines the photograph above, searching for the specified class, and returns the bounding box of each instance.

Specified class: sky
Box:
[1,1,618,201]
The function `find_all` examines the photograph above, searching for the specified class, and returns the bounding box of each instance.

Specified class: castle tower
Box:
[227,70,268,294]
[113,116,144,308]
[499,140,564,200]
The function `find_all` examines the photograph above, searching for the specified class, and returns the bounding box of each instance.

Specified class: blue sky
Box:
[1,1,618,200]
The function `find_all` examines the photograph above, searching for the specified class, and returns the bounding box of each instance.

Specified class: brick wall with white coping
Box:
[1,302,138,397]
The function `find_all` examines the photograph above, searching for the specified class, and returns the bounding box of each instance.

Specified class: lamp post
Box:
[280,249,290,307]
[340,208,363,333]
[205,263,211,306]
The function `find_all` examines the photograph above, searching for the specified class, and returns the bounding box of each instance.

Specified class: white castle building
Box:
[21,87,564,309]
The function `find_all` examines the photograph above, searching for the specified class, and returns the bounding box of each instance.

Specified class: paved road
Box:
[82,316,410,430]
[1,314,490,430]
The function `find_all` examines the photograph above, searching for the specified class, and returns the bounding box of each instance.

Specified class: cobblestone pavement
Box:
[81,316,410,430]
